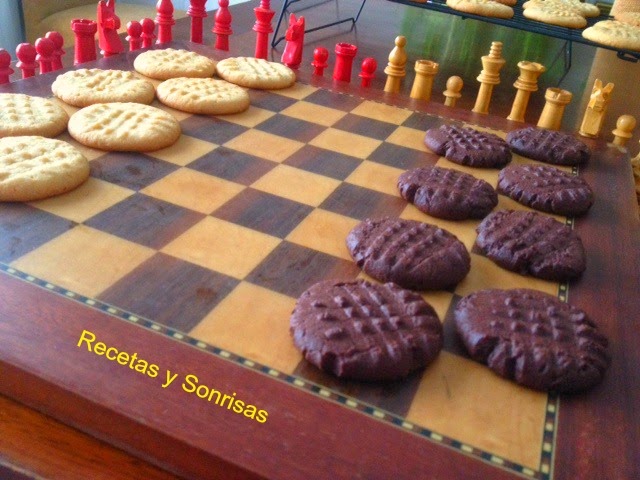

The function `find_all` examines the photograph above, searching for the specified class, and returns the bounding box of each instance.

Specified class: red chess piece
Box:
[35,37,55,74]
[213,0,233,51]
[127,21,143,51]
[141,18,156,49]
[0,49,14,84]
[333,43,357,83]
[98,0,124,57]
[45,31,65,71]
[281,14,305,70]
[188,0,207,44]
[359,57,377,88]
[71,19,97,65]
[155,0,175,44]
[253,0,274,60]
[311,47,328,76]
[16,43,37,78]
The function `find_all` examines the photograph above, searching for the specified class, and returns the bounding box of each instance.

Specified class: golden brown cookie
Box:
[156,77,250,115]
[133,48,217,80]
[523,2,588,28]
[446,0,515,19]
[0,136,90,202]
[52,68,156,107]
[0,93,69,138]
[215,57,296,90]
[68,103,181,152]
[582,20,640,51]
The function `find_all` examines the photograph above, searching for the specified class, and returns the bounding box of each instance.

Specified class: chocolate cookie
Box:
[475,210,586,281]
[454,288,610,392]
[347,217,470,290]
[290,279,443,381]
[498,164,593,216]
[398,166,498,220]
[506,126,591,166]
[424,124,512,168]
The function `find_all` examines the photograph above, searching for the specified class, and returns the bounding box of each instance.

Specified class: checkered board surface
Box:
[0,82,573,479]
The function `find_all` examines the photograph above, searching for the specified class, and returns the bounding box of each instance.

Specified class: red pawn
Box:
[127,21,143,51]
[16,43,37,78]
[213,0,233,51]
[141,18,156,49]
[311,47,328,76]
[188,0,207,44]
[71,19,97,65]
[35,37,55,74]
[359,57,377,88]
[45,32,65,71]
[155,0,175,44]
[253,0,274,60]
[333,43,357,83]
[0,49,14,84]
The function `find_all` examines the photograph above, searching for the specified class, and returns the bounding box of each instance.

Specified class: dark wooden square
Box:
[320,183,407,220]
[188,147,278,185]
[91,152,178,191]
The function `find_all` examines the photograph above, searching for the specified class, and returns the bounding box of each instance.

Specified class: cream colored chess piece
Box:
[443,76,464,107]
[410,60,439,102]
[384,36,407,94]
[579,79,615,138]
[611,114,636,147]
[537,88,572,130]
[472,41,505,115]
[507,61,546,122]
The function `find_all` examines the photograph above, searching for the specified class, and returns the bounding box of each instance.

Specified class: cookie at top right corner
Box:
[506,126,591,166]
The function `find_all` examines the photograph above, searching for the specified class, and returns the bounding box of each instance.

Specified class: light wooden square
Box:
[286,209,358,261]
[224,130,304,163]
[281,101,347,127]
[11,225,155,298]
[349,100,413,125]
[161,217,281,279]
[309,128,382,159]
[147,135,217,166]
[345,160,404,197]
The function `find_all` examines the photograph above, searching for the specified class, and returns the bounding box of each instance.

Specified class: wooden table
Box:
[1,3,639,480]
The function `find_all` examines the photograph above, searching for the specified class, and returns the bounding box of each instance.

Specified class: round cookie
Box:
[0,93,69,138]
[68,103,181,152]
[156,77,250,115]
[215,57,296,90]
[133,48,217,80]
[522,2,588,28]
[497,164,593,216]
[425,124,512,168]
[454,288,610,392]
[475,209,586,281]
[523,0,600,17]
[582,20,640,52]
[446,0,514,19]
[0,136,90,202]
[347,217,471,291]
[506,126,591,166]
[51,69,156,107]
[290,279,444,381]
[398,166,498,220]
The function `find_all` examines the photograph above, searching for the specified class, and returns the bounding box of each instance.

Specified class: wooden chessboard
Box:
[1,41,638,480]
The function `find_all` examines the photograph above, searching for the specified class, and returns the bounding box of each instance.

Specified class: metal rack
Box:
[388,0,640,70]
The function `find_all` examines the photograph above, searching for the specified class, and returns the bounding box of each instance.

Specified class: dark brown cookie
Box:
[424,124,512,168]
[347,217,470,290]
[506,127,591,166]
[498,164,594,216]
[398,166,498,220]
[290,279,443,381]
[454,288,610,392]
[475,210,586,281]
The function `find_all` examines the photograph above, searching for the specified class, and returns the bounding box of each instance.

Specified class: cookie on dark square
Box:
[454,288,610,392]
[290,279,443,381]
[498,164,593,216]
[424,124,512,168]
[398,166,498,220]
[506,127,591,166]
[475,210,586,281]
[347,217,470,290]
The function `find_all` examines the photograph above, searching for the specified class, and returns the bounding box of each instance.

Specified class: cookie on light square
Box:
[216,57,296,90]
[133,48,217,80]
[0,93,69,138]
[156,77,250,115]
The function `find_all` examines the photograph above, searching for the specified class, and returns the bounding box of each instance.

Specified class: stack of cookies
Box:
[1,48,297,203]
[289,122,610,394]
